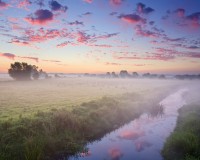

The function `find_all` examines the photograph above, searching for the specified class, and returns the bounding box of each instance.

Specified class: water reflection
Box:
[69,89,187,160]
[108,148,123,160]
[118,130,145,140]
[135,140,152,152]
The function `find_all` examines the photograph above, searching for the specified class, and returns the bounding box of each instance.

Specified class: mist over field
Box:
[0,76,195,120]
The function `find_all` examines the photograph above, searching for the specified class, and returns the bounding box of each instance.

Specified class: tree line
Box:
[8,62,48,80]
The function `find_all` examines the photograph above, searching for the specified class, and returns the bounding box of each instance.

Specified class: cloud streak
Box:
[0,52,62,63]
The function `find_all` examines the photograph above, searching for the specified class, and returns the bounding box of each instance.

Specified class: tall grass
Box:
[0,94,151,160]
[162,104,200,160]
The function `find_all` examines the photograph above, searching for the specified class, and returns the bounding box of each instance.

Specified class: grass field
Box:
[0,77,192,121]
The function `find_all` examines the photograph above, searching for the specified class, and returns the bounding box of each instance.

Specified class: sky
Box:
[0,0,200,74]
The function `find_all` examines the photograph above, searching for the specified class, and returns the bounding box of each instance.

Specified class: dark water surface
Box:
[69,89,187,160]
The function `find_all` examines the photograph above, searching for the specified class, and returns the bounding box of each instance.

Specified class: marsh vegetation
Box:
[162,104,200,160]
[0,77,199,159]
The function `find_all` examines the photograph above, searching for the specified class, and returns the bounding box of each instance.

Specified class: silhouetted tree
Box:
[106,72,111,78]
[159,74,166,79]
[119,70,129,78]
[32,65,39,80]
[142,73,151,78]
[39,69,49,79]
[132,72,139,78]
[55,73,60,78]
[111,72,118,78]
[8,62,41,80]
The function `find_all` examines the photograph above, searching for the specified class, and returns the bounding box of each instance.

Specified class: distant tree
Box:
[106,72,111,78]
[111,72,118,78]
[142,73,151,78]
[159,74,166,79]
[32,65,39,80]
[119,70,129,78]
[55,73,60,78]
[39,69,50,79]
[132,72,139,78]
[8,62,41,80]
[84,73,89,77]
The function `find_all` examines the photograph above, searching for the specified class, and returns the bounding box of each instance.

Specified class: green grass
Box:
[0,94,153,160]
[162,104,200,160]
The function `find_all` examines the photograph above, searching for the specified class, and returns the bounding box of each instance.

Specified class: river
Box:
[69,89,187,160]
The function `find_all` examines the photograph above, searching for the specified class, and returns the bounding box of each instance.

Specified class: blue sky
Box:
[0,0,200,74]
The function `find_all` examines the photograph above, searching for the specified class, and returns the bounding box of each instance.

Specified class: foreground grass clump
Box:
[162,104,200,160]
[0,95,147,160]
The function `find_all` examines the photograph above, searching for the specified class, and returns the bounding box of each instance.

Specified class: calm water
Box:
[69,89,187,160]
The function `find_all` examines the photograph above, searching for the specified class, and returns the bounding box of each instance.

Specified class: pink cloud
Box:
[0,52,63,63]
[119,14,145,24]
[186,12,200,28]
[0,0,9,9]
[0,53,16,60]
[11,39,30,46]
[175,8,185,18]
[25,9,54,25]
[0,52,39,62]
[24,28,69,43]
[56,41,70,48]
[136,29,158,38]
[77,31,90,43]
[187,52,200,58]
[17,0,31,10]
[163,9,200,29]
[135,25,164,38]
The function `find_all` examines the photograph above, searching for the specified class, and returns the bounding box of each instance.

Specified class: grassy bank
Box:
[0,96,134,159]
[0,92,163,160]
[162,104,200,160]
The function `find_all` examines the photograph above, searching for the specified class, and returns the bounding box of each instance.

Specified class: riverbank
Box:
[0,92,165,160]
[0,78,197,159]
[162,104,200,160]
